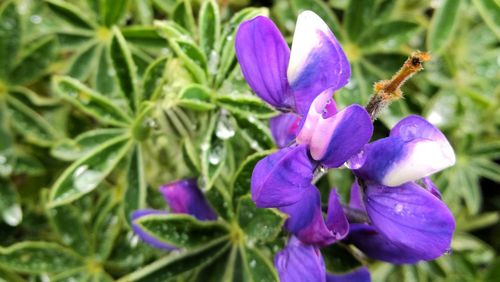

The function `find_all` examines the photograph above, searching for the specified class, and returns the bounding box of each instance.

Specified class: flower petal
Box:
[279,186,337,246]
[354,115,455,186]
[159,179,216,220]
[251,145,314,208]
[347,224,425,264]
[422,177,442,199]
[349,181,365,211]
[131,209,174,250]
[325,188,349,240]
[364,182,455,262]
[326,267,371,282]
[235,16,292,110]
[288,11,350,115]
[309,105,373,168]
[269,113,301,148]
[275,236,326,282]
[296,89,337,145]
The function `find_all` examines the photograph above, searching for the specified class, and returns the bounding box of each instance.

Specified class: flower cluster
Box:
[235,10,456,281]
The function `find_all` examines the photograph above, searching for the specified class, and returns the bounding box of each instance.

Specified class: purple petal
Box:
[159,179,217,220]
[288,11,350,115]
[354,115,455,186]
[347,224,426,264]
[131,209,174,250]
[326,267,371,282]
[349,181,365,211]
[275,236,326,282]
[325,188,349,241]
[422,177,442,199]
[269,113,302,148]
[309,105,373,168]
[364,182,455,262]
[235,16,293,110]
[279,186,337,246]
[296,89,337,145]
[251,145,314,208]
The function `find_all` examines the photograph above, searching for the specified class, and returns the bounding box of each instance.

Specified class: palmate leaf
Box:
[178,84,215,111]
[198,0,220,58]
[47,204,91,256]
[123,145,147,227]
[0,242,83,274]
[118,239,230,282]
[0,1,20,79]
[94,200,122,260]
[110,27,139,112]
[172,0,196,35]
[236,196,285,243]
[48,135,132,207]
[133,214,229,249]
[471,0,500,39]
[232,150,273,202]
[201,115,227,191]
[6,95,60,147]
[45,0,96,30]
[240,246,279,282]
[51,128,126,161]
[9,35,58,85]
[99,0,130,27]
[344,0,375,43]
[53,76,132,127]
[216,95,276,119]
[66,41,99,80]
[141,56,168,102]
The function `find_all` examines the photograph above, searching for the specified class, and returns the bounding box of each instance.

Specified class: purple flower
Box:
[275,236,371,282]
[235,11,350,115]
[345,116,456,263]
[131,179,216,250]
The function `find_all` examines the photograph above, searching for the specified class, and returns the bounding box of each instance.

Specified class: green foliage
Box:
[0,0,498,281]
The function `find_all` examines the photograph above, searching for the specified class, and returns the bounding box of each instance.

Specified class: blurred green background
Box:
[0,0,498,281]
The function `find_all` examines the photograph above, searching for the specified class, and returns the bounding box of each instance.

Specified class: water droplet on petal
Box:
[394,203,404,214]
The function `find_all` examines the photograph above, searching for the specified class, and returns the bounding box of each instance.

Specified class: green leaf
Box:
[99,0,129,26]
[0,242,83,274]
[9,35,57,85]
[232,150,273,201]
[11,150,45,176]
[141,56,167,101]
[198,0,220,58]
[123,145,146,227]
[470,158,500,182]
[472,0,500,39]
[53,76,132,126]
[0,179,21,226]
[94,45,116,96]
[427,0,461,54]
[201,115,227,190]
[215,7,267,88]
[55,30,94,51]
[134,214,229,249]
[216,95,276,119]
[360,21,420,50]
[48,135,132,207]
[0,1,20,78]
[290,0,343,39]
[110,27,139,112]
[178,84,215,111]
[67,42,99,80]
[456,167,481,214]
[94,201,122,260]
[133,0,153,25]
[121,26,167,49]
[47,205,91,256]
[345,0,375,42]
[173,39,207,84]
[237,196,285,243]
[0,101,13,151]
[51,128,126,161]
[232,113,275,150]
[45,0,96,30]
[6,96,59,147]
[172,0,195,35]
[241,246,279,282]
[118,239,230,282]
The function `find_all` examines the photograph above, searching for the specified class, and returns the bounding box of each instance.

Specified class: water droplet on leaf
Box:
[2,204,22,226]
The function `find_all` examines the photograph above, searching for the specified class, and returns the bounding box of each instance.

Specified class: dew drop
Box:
[216,112,235,140]
[208,146,222,165]
[30,15,42,24]
[2,204,22,226]
[73,165,102,193]
[249,259,257,268]
[394,203,404,213]
[207,50,219,75]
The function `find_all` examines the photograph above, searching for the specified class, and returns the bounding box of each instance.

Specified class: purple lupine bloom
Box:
[345,116,456,263]
[235,11,350,116]
[275,236,370,282]
[131,179,216,249]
